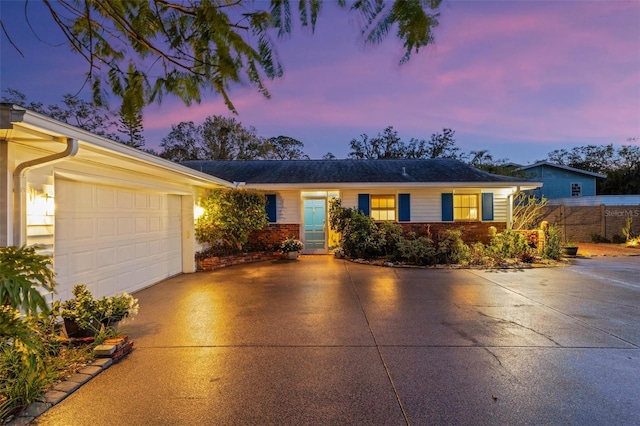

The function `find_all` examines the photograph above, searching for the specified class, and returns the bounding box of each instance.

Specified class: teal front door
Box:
[303,199,326,252]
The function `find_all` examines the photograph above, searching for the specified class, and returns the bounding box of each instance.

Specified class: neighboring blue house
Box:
[518,161,606,199]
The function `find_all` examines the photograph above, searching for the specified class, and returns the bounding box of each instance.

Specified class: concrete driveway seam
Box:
[342,261,411,426]
[465,269,640,349]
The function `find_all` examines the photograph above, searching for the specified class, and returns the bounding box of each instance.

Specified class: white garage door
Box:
[54,178,182,301]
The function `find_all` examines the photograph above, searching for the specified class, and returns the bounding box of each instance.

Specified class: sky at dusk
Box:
[1,1,639,165]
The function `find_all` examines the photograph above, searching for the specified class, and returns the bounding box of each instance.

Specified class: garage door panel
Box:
[97,187,115,208]
[117,217,134,235]
[55,179,182,299]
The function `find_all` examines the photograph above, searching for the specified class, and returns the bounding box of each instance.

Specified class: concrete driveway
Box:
[35,256,639,425]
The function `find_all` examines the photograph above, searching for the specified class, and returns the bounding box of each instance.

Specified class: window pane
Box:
[453,194,479,221]
[370,195,396,222]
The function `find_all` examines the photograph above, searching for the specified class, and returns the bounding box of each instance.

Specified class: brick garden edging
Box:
[196,252,282,271]
[7,337,133,426]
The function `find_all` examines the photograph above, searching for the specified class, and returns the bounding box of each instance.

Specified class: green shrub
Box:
[195,189,268,251]
[0,342,48,421]
[344,212,387,259]
[485,229,531,260]
[329,198,388,259]
[0,307,98,421]
[436,229,471,264]
[590,233,610,243]
[0,307,62,421]
[0,247,58,420]
[611,234,626,244]
[0,246,56,315]
[396,233,436,265]
[542,224,562,260]
[378,222,404,259]
[468,242,488,266]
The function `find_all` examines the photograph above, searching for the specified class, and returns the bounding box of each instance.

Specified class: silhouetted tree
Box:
[3,1,442,114]
[159,115,308,161]
[264,136,309,160]
[2,88,117,139]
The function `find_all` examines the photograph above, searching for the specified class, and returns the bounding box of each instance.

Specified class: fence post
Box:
[600,204,606,240]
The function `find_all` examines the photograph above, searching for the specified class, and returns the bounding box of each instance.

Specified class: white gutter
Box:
[240,181,544,190]
[13,106,233,188]
[12,137,78,246]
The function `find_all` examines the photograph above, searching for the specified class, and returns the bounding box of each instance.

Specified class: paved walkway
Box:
[34,256,639,425]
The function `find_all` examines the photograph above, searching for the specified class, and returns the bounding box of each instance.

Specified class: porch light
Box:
[27,188,54,225]
[194,204,205,220]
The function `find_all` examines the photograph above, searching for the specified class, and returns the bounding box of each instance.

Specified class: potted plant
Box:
[560,242,579,257]
[60,284,139,337]
[96,291,139,328]
[59,284,100,337]
[280,237,304,260]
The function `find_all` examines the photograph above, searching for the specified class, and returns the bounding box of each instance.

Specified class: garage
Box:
[54,178,183,300]
[3,104,233,302]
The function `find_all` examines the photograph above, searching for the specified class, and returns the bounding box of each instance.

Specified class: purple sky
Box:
[1,1,639,164]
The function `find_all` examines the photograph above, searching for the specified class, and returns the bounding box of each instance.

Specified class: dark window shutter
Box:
[482,193,494,221]
[441,193,453,221]
[266,194,277,223]
[398,194,410,222]
[358,194,370,216]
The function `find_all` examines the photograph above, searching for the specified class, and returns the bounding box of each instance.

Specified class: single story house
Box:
[182,160,541,253]
[517,161,606,199]
[2,104,541,301]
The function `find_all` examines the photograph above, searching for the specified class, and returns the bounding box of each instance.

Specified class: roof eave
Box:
[517,161,607,179]
[7,105,234,188]
[242,181,543,190]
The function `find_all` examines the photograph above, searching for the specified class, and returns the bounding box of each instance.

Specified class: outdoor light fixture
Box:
[26,187,54,225]
[194,205,205,220]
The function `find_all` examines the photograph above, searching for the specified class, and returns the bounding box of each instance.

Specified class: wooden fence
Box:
[537,204,640,243]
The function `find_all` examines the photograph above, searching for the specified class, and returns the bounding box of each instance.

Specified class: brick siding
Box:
[248,223,301,249]
[399,222,507,245]
[197,224,300,271]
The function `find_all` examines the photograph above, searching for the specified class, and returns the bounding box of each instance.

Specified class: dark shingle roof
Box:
[181,159,532,185]
[182,159,526,184]
[517,161,607,179]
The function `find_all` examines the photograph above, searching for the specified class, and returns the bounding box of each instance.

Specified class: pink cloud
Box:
[137,1,639,162]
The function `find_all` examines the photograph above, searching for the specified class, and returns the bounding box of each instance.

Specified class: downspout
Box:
[12,138,78,246]
[510,186,521,229]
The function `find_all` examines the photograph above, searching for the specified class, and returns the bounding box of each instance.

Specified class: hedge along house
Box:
[183,160,542,254]
[1,104,232,302]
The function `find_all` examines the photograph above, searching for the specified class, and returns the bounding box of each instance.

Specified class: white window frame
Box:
[370,194,396,222]
[453,194,479,221]
[570,182,582,197]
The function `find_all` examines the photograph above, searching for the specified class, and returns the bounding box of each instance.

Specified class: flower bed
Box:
[196,252,281,271]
